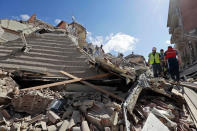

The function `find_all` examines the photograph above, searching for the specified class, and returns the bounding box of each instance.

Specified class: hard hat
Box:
[152,47,156,51]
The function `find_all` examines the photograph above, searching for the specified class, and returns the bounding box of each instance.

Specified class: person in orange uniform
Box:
[164,46,181,82]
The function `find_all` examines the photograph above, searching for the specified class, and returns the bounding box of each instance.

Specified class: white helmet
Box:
[152,47,156,51]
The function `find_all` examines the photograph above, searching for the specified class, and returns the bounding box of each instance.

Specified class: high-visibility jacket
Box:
[149,52,160,65]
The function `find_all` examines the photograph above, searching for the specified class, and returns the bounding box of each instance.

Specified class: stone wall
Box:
[175,40,197,69]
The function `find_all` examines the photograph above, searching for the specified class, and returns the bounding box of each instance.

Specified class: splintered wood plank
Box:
[21,73,111,91]
[184,87,197,108]
[60,71,124,102]
[60,71,78,79]
[181,82,197,90]
[167,81,197,90]
[183,90,197,127]
[21,78,82,91]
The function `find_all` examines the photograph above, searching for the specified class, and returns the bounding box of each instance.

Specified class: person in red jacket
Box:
[164,46,181,82]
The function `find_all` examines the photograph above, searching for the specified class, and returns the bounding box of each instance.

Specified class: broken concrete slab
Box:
[126,85,143,115]
[0,76,19,105]
[72,127,81,131]
[41,121,47,131]
[81,121,90,131]
[12,90,56,115]
[110,111,118,126]
[29,114,43,124]
[142,113,169,131]
[68,111,81,128]
[47,125,57,131]
[59,120,69,131]
[56,121,63,129]
[104,127,111,131]
[86,113,102,130]
[62,109,73,119]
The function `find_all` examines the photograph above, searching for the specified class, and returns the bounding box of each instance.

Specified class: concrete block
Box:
[81,121,90,131]
[47,125,57,131]
[104,127,111,131]
[72,127,81,131]
[59,120,69,131]
[47,110,60,124]
[41,121,47,131]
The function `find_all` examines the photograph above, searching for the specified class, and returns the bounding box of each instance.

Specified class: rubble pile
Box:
[0,89,124,131]
[131,91,195,131]
[0,72,19,105]
[0,70,196,131]
[12,90,62,115]
[0,10,197,130]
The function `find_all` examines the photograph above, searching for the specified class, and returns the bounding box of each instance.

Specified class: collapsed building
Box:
[0,13,196,131]
[167,0,197,78]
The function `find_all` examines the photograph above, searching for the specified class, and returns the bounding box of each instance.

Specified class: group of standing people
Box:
[148,46,181,82]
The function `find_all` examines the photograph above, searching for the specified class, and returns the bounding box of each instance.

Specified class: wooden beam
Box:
[21,73,111,91]
[180,82,197,90]
[21,78,82,91]
[60,71,78,79]
[60,71,124,102]
[183,88,197,127]
[168,81,197,90]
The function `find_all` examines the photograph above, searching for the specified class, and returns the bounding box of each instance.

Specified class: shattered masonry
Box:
[0,9,196,131]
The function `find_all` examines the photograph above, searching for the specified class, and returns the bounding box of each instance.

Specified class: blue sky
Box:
[0,0,171,59]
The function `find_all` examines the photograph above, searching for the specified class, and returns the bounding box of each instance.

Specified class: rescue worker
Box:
[160,49,167,77]
[160,49,165,61]
[148,47,162,77]
[164,46,181,82]
[83,46,88,52]
[94,45,104,58]
[100,45,105,54]
[94,45,100,57]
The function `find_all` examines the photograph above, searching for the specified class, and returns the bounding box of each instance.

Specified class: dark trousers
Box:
[160,61,167,76]
[168,58,180,81]
[152,63,162,77]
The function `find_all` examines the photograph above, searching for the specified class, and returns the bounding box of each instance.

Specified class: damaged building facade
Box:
[167,0,197,77]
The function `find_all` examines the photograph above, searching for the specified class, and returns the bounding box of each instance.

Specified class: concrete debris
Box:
[47,125,57,131]
[126,85,143,116]
[56,121,63,128]
[0,75,19,105]
[0,109,11,119]
[11,89,61,114]
[104,127,111,131]
[59,120,69,131]
[47,110,61,124]
[68,111,81,128]
[0,16,196,131]
[142,113,170,131]
[0,69,195,131]
[72,127,81,131]
[81,121,90,131]
[0,69,196,131]
[41,121,47,131]
[152,108,177,129]
[29,114,44,124]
